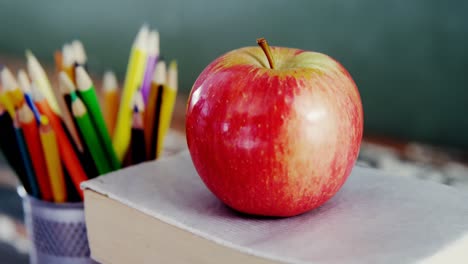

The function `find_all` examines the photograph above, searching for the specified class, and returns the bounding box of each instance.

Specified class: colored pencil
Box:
[0,74,16,118]
[0,108,32,193]
[145,60,165,159]
[71,93,112,175]
[76,66,120,170]
[0,90,15,118]
[17,69,42,122]
[18,103,53,201]
[113,25,149,161]
[26,50,61,115]
[0,25,178,202]
[31,85,87,198]
[63,167,81,202]
[1,67,24,108]
[39,116,67,203]
[59,72,99,178]
[58,72,84,152]
[13,122,39,197]
[0,76,15,119]
[72,40,87,69]
[130,91,146,165]
[156,60,178,159]
[141,30,160,104]
[62,44,75,82]
[102,71,119,136]
[13,114,40,198]
[54,50,63,72]
[167,60,178,91]
[59,73,76,111]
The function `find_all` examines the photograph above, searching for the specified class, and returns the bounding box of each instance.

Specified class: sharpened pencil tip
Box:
[152,61,167,85]
[1,67,19,91]
[39,115,49,126]
[30,83,44,101]
[59,71,76,94]
[17,69,32,93]
[135,24,150,51]
[132,90,145,112]
[168,60,178,91]
[75,66,93,91]
[72,40,87,64]
[103,71,118,91]
[148,30,160,57]
[62,44,75,67]
[25,50,33,59]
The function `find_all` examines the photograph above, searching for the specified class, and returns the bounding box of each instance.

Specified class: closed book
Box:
[82,151,468,264]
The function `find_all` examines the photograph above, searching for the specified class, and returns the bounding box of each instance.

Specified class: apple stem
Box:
[257,38,276,69]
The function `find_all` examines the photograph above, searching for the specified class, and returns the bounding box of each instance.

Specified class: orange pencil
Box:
[54,50,64,72]
[102,71,119,136]
[18,104,53,201]
[144,61,166,158]
[62,44,75,82]
[31,85,88,198]
[39,116,67,203]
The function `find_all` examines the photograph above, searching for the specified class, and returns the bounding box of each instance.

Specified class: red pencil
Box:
[18,104,53,201]
[31,84,88,198]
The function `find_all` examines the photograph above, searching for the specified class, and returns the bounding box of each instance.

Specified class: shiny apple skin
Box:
[186,46,363,217]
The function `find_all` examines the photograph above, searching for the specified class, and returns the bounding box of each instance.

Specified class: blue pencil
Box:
[13,120,40,198]
[24,93,41,123]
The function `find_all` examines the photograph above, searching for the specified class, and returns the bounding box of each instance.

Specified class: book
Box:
[82,150,468,264]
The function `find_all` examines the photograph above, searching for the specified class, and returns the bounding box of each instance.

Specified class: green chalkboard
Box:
[0,0,467,148]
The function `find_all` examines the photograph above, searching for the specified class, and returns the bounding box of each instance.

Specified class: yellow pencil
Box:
[113,25,149,161]
[0,78,15,118]
[156,61,178,159]
[26,50,61,115]
[167,60,178,91]
[0,92,15,118]
[39,116,67,203]
[1,67,24,108]
[145,60,165,159]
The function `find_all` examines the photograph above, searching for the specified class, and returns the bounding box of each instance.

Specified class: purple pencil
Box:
[141,30,160,103]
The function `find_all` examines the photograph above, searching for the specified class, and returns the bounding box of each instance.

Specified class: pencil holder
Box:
[19,188,96,264]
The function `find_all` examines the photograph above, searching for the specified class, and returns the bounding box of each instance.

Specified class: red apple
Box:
[186,38,363,217]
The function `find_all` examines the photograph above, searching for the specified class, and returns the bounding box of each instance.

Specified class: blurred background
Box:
[0,0,467,262]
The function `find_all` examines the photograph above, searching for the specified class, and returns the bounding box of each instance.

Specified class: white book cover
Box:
[82,150,468,264]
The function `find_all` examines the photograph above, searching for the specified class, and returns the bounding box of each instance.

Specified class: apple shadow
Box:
[164,164,468,264]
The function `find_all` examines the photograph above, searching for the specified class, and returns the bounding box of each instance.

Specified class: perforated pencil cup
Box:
[19,188,96,264]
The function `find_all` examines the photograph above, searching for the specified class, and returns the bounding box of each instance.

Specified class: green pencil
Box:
[71,93,112,175]
[75,66,121,170]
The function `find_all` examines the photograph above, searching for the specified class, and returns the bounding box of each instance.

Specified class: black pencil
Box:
[130,91,146,165]
[59,72,99,178]
[0,109,33,193]
[147,60,166,160]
